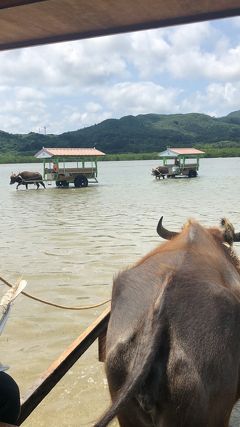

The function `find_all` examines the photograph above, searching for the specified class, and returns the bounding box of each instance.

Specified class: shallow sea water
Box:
[0,158,240,426]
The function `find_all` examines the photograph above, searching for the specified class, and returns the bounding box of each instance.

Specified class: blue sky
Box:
[0,16,240,134]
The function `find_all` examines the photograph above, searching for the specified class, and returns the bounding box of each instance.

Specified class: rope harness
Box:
[0,276,110,311]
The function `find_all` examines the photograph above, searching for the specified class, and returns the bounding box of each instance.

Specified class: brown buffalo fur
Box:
[95,219,240,427]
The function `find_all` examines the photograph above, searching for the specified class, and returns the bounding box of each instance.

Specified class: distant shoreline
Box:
[0,147,240,164]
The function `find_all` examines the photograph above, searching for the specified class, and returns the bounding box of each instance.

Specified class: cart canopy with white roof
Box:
[152,147,205,179]
[35,147,105,188]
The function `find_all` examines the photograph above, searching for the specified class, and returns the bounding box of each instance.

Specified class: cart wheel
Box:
[56,181,61,187]
[74,175,88,188]
[188,170,197,178]
[62,181,69,188]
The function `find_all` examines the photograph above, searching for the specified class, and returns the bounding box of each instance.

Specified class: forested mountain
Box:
[1,111,240,159]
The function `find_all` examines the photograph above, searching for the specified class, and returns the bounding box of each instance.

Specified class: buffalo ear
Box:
[220,218,235,245]
[222,218,240,243]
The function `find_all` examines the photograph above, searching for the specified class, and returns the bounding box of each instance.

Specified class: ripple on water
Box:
[0,159,240,426]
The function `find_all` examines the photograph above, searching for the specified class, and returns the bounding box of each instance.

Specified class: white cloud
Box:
[15,87,45,100]
[166,44,240,81]
[0,38,128,89]
[0,18,240,133]
[181,82,240,116]
[66,102,112,129]
[168,22,212,49]
[95,81,181,116]
[232,17,240,27]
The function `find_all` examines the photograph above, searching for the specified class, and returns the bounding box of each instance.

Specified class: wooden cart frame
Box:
[35,147,105,188]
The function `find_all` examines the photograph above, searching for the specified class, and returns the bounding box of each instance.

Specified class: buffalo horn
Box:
[157,216,179,240]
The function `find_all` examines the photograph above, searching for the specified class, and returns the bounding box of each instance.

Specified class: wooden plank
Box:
[0,423,18,427]
[58,168,96,173]
[0,0,46,10]
[18,306,110,425]
[21,180,42,184]
[1,0,240,51]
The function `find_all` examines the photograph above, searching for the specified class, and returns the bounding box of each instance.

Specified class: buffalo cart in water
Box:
[152,147,205,179]
[35,147,105,188]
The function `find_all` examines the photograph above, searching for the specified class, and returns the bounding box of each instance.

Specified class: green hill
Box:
[1,111,240,162]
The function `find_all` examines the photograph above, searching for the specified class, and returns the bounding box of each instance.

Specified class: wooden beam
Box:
[18,306,110,425]
[0,1,240,52]
[1,7,240,52]
[0,424,18,427]
[0,0,46,10]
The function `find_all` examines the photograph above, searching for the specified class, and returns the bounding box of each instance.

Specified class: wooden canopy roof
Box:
[1,0,240,52]
[35,147,106,158]
[169,148,205,155]
[159,148,205,157]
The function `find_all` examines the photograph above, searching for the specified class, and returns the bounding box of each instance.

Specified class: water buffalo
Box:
[152,166,169,179]
[10,172,45,189]
[95,217,240,427]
